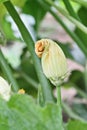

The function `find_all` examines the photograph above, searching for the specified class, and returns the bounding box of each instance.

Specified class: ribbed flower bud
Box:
[35,39,68,86]
[0,77,11,101]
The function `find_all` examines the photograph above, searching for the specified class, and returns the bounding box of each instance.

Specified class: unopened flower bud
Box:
[35,39,68,86]
[0,77,11,101]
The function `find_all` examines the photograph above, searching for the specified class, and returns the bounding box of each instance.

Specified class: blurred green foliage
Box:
[0,0,87,129]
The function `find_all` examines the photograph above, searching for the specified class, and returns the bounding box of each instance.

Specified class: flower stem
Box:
[56,86,64,130]
[56,86,61,106]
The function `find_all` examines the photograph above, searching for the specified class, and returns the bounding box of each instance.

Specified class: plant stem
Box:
[4,1,54,103]
[62,102,85,122]
[62,0,80,20]
[38,0,87,56]
[51,0,87,50]
[37,85,45,107]
[56,86,61,106]
[56,86,85,122]
[45,0,87,34]
[0,49,19,91]
[56,86,64,130]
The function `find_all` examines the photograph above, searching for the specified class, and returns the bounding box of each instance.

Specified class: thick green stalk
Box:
[57,87,62,107]
[37,85,45,106]
[0,49,19,91]
[56,86,64,130]
[38,0,87,56]
[62,0,80,20]
[56,86,87,121]
[4,1,54,103]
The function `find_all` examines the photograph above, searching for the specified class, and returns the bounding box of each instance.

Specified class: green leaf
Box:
[0,94,62,130]
[1,17,19,41]
[78,7,87,26]
[12,0,27,7]
[67,120,87,130]
[0,0,27,20]
[0,0,26,6]
[75,7,87,48]
[0,0,7,3]
[0,4,6,20]
[71,0,87,8]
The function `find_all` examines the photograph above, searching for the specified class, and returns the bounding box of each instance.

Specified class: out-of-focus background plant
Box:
[0,0,87,130]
